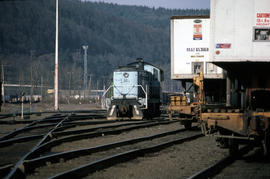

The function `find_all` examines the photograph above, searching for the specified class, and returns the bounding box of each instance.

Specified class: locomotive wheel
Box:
[229,138,239,157]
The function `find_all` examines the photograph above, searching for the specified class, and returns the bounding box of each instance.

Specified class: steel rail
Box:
[24,128,188,173]
[53,120,151,136]
[0,114,67,141]
[0,135,43,147]
[0,121,150,147]
[62,120,117,125]
[4,115,70,179]
[49,133,203,179]
[0,123,75,147]
[28,121,178,158]
[0,121,183,176]
[0,164,13,177]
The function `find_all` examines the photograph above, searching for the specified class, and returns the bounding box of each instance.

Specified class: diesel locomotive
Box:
[103,58,163,120]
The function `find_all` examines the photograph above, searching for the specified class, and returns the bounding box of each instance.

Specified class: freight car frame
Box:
[200,0,270,155]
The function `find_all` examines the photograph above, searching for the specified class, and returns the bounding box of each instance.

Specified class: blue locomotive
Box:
[103,58,163,120]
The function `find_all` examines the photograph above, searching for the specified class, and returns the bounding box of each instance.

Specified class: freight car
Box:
[169,16,226,129]
[0,80,2,112]
[201,0,270,155]
[103,58,163,120]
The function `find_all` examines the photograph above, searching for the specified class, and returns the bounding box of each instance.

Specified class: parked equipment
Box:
[169,16,226,129]
[103,58,163,120]
[201,0,270,155]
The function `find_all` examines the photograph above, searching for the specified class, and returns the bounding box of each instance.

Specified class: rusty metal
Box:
[201,110,270,139]
[193,71,205,104]
[168,72,204,130]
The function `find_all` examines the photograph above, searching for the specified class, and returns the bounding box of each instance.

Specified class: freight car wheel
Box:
[228,138,239,157]
[184,121,192,130]
[263,130,270,158]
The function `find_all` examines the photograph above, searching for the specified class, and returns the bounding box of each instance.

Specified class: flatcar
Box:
[103,58,163,120]
[201,0,270,156]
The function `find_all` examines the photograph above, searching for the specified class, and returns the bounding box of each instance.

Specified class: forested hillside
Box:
[0,0,209,92]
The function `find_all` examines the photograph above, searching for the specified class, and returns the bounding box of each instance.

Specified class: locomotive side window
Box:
[253,28,270,41]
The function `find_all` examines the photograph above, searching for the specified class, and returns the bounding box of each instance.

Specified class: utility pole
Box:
[82,45,88,90]
[54,0,59,111]
[30,64,33,114]
[88,74,92,97]
[103,76,106,90]
[1,64,5,105]
[68,71,73,96]
[41,76,43,103]
[30,50,34,114]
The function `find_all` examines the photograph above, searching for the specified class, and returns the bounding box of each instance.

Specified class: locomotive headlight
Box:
[123,72,129,78]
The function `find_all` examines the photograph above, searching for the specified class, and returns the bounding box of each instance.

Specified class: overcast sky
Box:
[86,0,210,9]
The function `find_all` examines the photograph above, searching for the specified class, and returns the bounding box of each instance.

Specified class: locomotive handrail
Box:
[102,85,148,109]
[114,85,136,98]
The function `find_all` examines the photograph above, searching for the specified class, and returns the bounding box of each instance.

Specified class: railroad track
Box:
[48,133,202,179]
[1,111,194,178]
[3,114,71,179]
[3,109,231,179]
[0,111,109,178]
[25,127,202,178]
[0,117,150,164]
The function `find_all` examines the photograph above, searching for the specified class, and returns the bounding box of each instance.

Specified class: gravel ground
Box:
[86,136,228,179]
[50,122,183,153]
[215,147,270,178]
[28,122,187,178]
[27,122,228,179]
[61,121,147,133]
[0,139,39,166]
[0,124,26,136]
[2,104,269,178]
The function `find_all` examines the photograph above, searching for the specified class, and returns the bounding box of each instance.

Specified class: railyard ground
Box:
[0,102,101,114]
[0,102,270,178]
